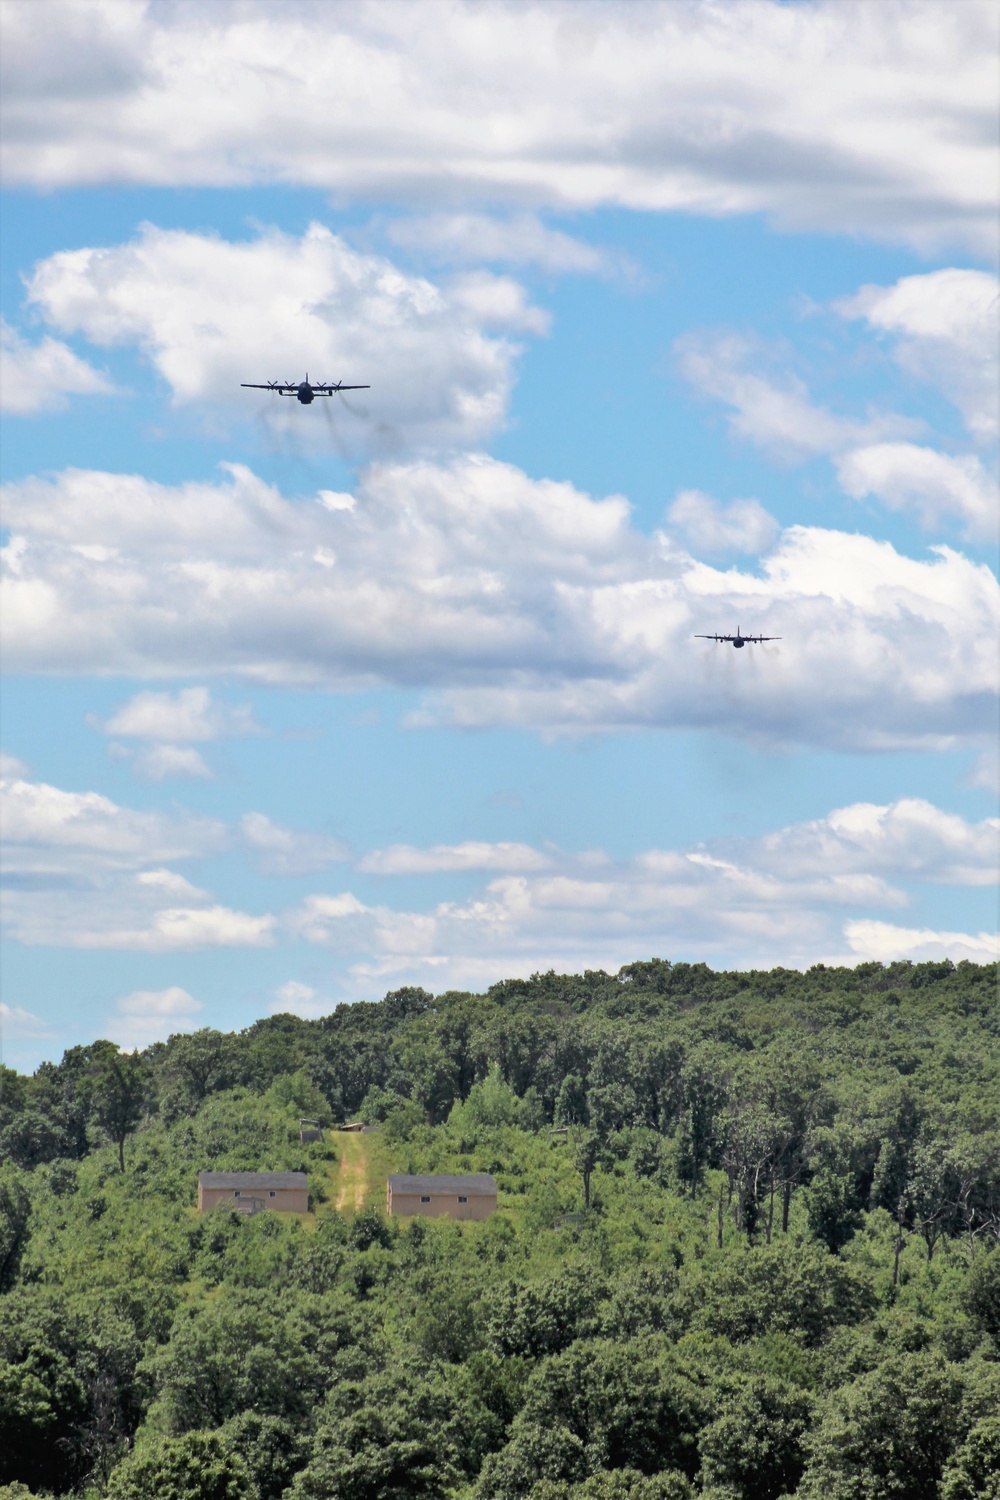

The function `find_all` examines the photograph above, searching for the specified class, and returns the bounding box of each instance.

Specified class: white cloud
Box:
[0,770,276,951]
[836,444,998,543]
[271,979,329,1020]
[444,271,551,336]
[288,798,997,981]
[385,213,617,275]
[24,222,541,454]
[105,985,203,1049]
[137,868,208,900]
[131,744,213,781]
[359,841,553,875]
[99,906,274,952]
[2,763,993,973]
[0,317,114,414]
[710,797,999,887]
[98,687,258,780]
[0,752,28,777]
[1,1,996,254]
[275,979,316,1005]
[0,773,226,876]
[289,893,370,947]
[665,489,778,555]
[116,985,201,1016]
[2,457,996,750]
[240,812,348,876]
[0,1000,51,1039]
[843,920,998,966]
[967,748,999,795]
[101,685,259,741]
[675,330,915,460]
[677,279,998,542]
[3,889,276,952]
[837,268,999,442]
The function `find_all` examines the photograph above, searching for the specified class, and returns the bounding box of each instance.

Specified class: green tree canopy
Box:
[105,1431,252,1500]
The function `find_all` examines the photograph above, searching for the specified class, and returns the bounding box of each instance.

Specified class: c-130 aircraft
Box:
[241,375,369,405]
[695,626,781,649]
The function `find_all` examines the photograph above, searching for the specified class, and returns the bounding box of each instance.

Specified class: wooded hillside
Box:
[2,958,999,1499]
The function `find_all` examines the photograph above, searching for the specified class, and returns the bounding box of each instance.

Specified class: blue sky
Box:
[1,0,997,1069]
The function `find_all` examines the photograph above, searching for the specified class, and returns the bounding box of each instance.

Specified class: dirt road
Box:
[334,1131,368,1213]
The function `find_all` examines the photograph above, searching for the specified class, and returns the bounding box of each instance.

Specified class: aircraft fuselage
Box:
[297,383,315,404]
[732,638,746,648]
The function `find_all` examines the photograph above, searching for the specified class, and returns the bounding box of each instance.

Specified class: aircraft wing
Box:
[745,635,781,643]
[313,383,371,394]
[240,383,296,393]
[694,634,733,642]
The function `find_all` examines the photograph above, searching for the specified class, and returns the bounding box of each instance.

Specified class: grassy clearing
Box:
[323,1129,397,1216]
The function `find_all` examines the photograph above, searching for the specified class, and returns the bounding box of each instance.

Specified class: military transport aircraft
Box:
[241,376,370,405]
[695,627,781,649]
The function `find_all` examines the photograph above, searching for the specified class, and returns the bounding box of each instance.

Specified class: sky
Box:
[1,0,997,1071]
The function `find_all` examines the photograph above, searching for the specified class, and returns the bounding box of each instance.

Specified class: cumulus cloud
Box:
[0,1000,51,1039]
[2,457,996,750]
[2,763,993,972]
[137,868,208,900]
[1,1,996,254]
[665,490,778,555]
[837,268,999,442]
[0,317,115,414]
[240,812,348,876]
[359,840,553,875]
[0,772,226,877]
[2,764,348,884]
[100,685,259,742]
[675,330,915,460]
[843,920,998,966]
[385,213,618,275]
[23,222,541,453]
[4,885,275,953]
[967,748,999,795]
[836,444,998,542]
[679,269,999,542]
[96,687,259,779]
[290,892,371,948]
[0,769,277,951]
[288,798,998,982]
[105,985,202,1049]
[0,752,28,777]
[709,798,1000,888]
[100,906,274,953]
[130,744,213,781]
[271,979,329,1019]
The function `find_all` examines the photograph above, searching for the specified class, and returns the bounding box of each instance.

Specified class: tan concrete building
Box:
[198,1171,308,1215]
[386,1173,497,1221]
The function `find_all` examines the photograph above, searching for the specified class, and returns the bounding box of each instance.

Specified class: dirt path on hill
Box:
[334,1132,368,1212]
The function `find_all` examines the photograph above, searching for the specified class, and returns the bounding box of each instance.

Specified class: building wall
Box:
[197,1185,309,1214]
[386,1188,496,1221]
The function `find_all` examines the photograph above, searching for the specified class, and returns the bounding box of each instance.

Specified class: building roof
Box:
[387,1173,496,1195]
[199,1172,308,1190]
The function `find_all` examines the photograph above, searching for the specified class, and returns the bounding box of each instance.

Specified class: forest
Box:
[1,957,998,1500]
